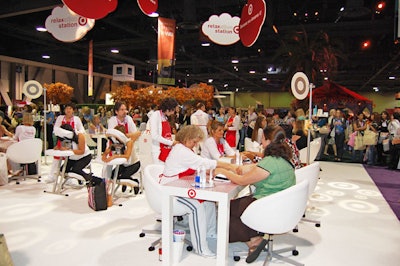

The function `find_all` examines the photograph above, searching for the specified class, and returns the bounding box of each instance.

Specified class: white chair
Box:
[299,137,321,165]
[7,138,43,184]
[139,164,192,252]
[233,180,309,265]
[294,162,321,230]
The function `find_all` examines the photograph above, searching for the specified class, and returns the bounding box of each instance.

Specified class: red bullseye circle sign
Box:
[188,189,196,198]
[291,72,309,100]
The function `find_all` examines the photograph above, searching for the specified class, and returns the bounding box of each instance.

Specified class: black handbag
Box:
[87,177,108,211]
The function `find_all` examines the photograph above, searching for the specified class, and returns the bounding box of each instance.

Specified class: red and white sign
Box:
[137,0,158,16]
[45,6,95,42]
[239,0,266,47]
[187,189,196,198]
[201,13,240,46]
[62,0,117,19]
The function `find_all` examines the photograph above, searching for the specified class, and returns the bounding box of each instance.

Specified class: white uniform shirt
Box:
[54,115,85,134]
[162,143,217,180]
[107,115,137,133]
[191,109,210,138]
[201,137,235,160]
[14,125,36,141]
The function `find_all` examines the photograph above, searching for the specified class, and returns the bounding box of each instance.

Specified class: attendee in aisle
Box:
[214,125,295,263]
[332,109,347,162]
[161,125,238,258]
[102,125,141,194]
[201,120,235,160]
[45,109,55,149]
[215,106,227,124]
[251,115,267,145]
[323,109,337,158]
[107,102,137,138]
[148,97,178,164]
[388,111,400,170]
[225,106,241,149]
[352,112,367,163]
[293,119,309,150]
[47,103,85,183]
[377,111,390,166]
[246,106,258,140]
[364,112,379,165]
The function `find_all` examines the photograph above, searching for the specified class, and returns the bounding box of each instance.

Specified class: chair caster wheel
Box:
[315,223,321,227]
[292,250,299,256]
[233,256,240,261]
[186,246,193,251]
[139,233,145,237]
[65,194,69,197]
[148,246,155,251]
[38,179,41,182]
[16,182,20,185]
[293,228,298,233]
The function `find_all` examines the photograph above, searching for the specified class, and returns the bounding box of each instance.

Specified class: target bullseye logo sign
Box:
[188,189,196,198]
[23,80,43,99]
[291,72,310,100]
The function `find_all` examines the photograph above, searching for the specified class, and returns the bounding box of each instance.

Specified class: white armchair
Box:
[233,180,309,265]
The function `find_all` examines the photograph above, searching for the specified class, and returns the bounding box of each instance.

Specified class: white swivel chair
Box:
[299,137,321,165]
[233,180,309,265]
[294,161,321,230]
[7,138,43,184]
[139,164,192,252]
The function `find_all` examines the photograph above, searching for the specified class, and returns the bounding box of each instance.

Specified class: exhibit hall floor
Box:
[0,159,399,266]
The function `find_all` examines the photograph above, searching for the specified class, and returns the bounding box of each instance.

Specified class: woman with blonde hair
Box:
[162,125,238,258]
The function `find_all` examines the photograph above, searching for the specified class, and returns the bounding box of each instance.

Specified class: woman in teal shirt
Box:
[215,125,295,263]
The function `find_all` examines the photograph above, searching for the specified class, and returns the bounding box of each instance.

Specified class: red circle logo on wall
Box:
[188,189,196,198]
[239,0,266,47]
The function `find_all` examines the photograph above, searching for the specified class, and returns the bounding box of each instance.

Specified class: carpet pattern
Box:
[364,165,400,220]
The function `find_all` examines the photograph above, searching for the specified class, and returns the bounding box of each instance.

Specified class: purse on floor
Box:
[87,177,108,211]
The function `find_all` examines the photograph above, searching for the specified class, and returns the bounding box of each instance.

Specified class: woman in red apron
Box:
[225,107,240,149]
[148,98,179,164]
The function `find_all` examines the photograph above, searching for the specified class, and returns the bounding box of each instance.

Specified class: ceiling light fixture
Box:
[249,70,256,74]
[149,12,159,18]
[42,55,50,59]
[231,59,239,64]
[201,42,210,47]
[110,49,119,53]
[36,26,47,32]
[389,76,395,80]
[208,79,213,83]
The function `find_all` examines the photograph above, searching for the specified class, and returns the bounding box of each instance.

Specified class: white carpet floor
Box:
[1,159,399,266]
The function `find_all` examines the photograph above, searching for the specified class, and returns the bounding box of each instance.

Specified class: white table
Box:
[90,133,107,158]
[161,176,243,265]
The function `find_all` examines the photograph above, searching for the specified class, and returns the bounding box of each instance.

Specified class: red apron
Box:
[225,116,236,148]
[216,142,225,156]
[158,112,172,162]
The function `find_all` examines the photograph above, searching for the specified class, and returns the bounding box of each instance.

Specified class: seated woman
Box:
[162,125,238,258]
[0,115,14,138]
[201,120,235,160]
[54,124,92,182]
[215,125,296,263]
[101,125,141,194]
[88,114,107,152]
[8,113,36,175]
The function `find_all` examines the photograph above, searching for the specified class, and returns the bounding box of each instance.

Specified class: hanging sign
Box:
[137,0,158,16]
[239,0,266,47]
[291,72,310,100]
[23,80,43,99]
[45,5,95,42]
[201,13,240,46]
[157,17,176,85]
[62,0,117,19]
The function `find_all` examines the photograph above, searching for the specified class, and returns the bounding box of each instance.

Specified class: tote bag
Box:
[363,129,377,146]
[354,133,366,150]
[87,177,108,211]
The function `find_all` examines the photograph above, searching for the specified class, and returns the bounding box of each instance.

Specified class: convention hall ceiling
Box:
[0,0,399,94]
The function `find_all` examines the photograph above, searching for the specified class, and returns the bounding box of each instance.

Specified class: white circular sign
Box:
[23,80,43,99]
[291,72,309,100]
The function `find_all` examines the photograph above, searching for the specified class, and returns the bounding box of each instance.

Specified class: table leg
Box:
[96,138,102,158]
[161,192,174,265]
[217,196,230,266]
